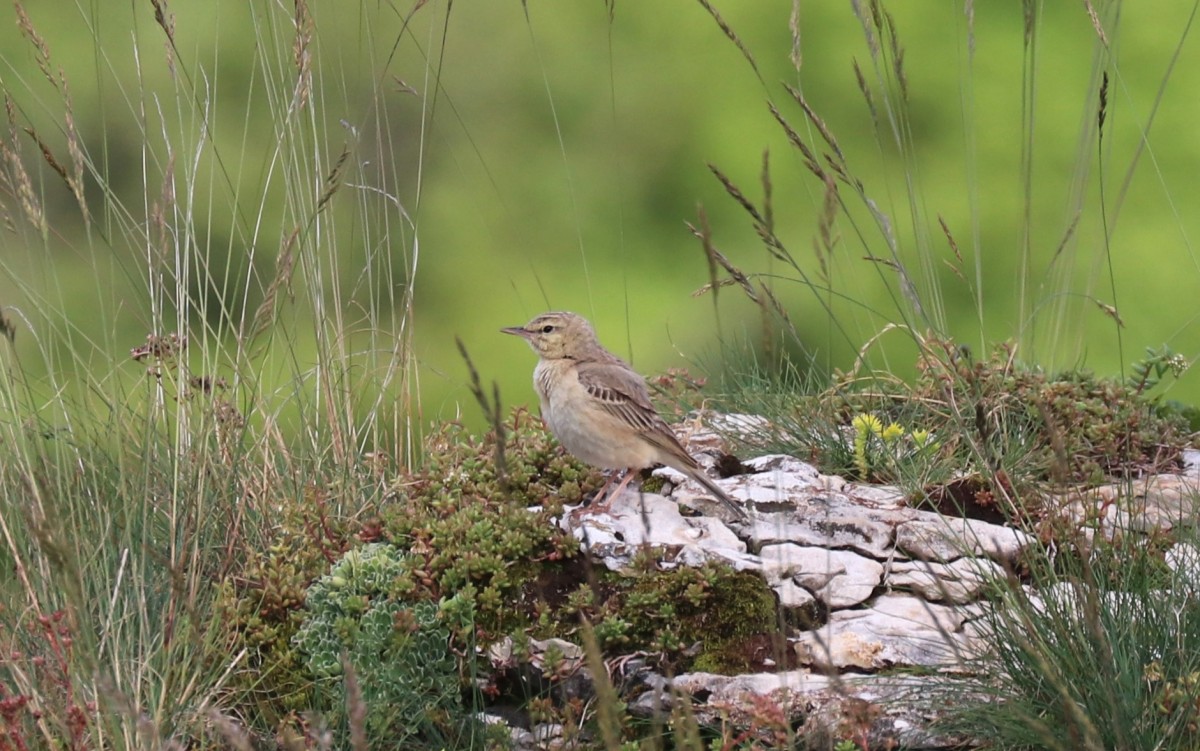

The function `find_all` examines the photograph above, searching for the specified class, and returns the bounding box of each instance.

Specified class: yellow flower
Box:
[852,413,883,436]
[881,423,904,442]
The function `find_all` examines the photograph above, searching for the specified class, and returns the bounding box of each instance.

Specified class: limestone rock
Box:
[566,491,757,572]
[843,482,909,509]
[747,497,912,559]
[637,670,968,750]
[895,513,1034,563]
[761,543,883,609]
[773,578,818,610]
[795,594,982,670]
[1167,542,1200,582]
[1052,474,1200,539]
[888,557,1005,604]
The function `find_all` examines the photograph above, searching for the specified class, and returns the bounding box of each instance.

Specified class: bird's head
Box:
[501,311,599,360]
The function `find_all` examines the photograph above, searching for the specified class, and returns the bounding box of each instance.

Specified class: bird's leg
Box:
[585,471,617,504]
[581,468,638,516]
[605,469,639,502]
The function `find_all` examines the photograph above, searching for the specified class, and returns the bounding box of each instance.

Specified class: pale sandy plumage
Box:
[502,311,747,520]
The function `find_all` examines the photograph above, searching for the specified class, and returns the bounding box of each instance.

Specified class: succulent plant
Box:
[292,542,478,749]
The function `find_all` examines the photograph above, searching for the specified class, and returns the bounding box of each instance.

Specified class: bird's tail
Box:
[684,466,749,521]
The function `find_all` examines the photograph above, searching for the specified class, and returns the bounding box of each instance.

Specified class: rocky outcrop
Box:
[495,446,1200,749]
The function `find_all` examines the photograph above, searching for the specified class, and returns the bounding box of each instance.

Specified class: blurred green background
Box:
[0,1,1197,448]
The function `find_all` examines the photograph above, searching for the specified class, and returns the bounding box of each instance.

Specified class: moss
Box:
[686,569,779,673]
[212,491,356,723]
[217,407,785,746]
[379,408,604,639]
[562,554,778,673]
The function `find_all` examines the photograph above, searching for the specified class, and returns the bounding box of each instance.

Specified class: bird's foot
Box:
[576,469,638,518]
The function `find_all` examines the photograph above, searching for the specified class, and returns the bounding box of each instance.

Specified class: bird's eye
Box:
[540,325,554,334]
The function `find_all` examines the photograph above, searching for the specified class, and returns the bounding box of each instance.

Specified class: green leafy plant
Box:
[850,411,939,482]
[380,408,599,639]
[932,531,1200,750]
[293,543,480,749]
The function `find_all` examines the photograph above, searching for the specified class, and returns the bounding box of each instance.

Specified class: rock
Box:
[567,491,758,571]
[541,430,1200,747]
[1167,542,1200,582]
[895,513,1034,563]
[653,467,751,521]
[1052,475,1200,538]
[843,482,909,509]
[888,557,1005,604]
[761,543,883,608]
[641,670,971,750]
[795,594,982,670]
[773,578,818,610]
[747,496,913,559]
[667,669,833,701]
[527,637,585,674]
[741,454,826,485]
[1184,448,1200,475]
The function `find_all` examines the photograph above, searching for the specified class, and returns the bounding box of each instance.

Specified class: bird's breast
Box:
[534,359,661,470]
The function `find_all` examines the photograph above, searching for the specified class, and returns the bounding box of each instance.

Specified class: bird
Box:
[501,311,748,521]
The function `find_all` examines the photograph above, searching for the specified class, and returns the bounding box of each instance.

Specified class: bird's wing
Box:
[574,360,662,431]
[574,360,695,462]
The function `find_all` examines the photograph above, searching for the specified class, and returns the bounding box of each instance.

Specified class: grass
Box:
[929,529,1200,751]
[0,0,1199,750]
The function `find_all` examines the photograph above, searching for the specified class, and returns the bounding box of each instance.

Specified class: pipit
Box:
[502,311,747,520]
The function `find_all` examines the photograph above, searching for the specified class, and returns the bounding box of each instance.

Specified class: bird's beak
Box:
[500,326,530,338]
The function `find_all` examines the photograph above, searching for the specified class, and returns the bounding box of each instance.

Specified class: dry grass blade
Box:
[761,149,774,235]
[316,143,351,213]
[882,6,908,99]
[965,0,976,55]
[687,215,759,303]
[754,222,794,267]
[851,0,881,59]
[784,83,845,165]
[707,163,766,227]
[767,102,825,181]
[150,0,176,46]
[246,227,300,348]
[789,0,802,70]
[23,125,69,186]
[1097,70,1109,138]
[937,214,967,283]
[938,215,964,267]
[1094,300,1124,328]
[456,337,509,485]
[852,58,878,127]
[863,254,900,271]
[695,0,761,81]
[0,104,45,233]
[343,658,368,751]
[206,711,254,751]
[13,2,54,87]
[1049,211,1081,267]
[578,620,623,751]
[694,206,721,303]
[62,81,90,223]
[707,161,802,268]
[759,282,801,342]
[1084,0,1110,47]
[293,0,313,110]
[815,173,839,282]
